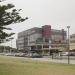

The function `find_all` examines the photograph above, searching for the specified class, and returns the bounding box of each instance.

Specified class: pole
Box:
[67,26,70,64]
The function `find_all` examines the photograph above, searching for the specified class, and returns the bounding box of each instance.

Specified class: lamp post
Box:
[67,26,70,64]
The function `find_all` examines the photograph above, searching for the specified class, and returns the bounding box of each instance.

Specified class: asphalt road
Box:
[0,53,75,64]
[29,58,75,64]
[24,56,75,64]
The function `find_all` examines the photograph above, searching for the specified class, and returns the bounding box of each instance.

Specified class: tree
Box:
[0,0,28,43]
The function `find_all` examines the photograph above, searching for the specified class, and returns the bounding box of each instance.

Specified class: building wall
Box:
[16,37,25,50]
[16,25,67,52]
[29,33,42,45]
[42,25,51,38]
[70,34,75,50]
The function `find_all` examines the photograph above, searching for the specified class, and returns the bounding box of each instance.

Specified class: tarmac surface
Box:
[23,56,75,64]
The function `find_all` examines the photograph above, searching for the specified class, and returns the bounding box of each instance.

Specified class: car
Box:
[61,52,75,56]
[15,53,25,57]
[61,52,69,56]
[4,53,15,56]
[31,53,42,58]
[69,52,75,56]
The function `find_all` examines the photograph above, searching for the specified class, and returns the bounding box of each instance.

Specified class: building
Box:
[70,34,75,51]
[16,25,67,55]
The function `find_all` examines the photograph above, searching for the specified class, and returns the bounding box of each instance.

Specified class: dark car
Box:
[31,53,42,58]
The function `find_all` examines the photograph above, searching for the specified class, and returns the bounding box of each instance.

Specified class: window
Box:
[45,39,49,43]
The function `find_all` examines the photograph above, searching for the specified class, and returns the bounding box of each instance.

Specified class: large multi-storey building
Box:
[70,34,75,50]
[16,25,67,55]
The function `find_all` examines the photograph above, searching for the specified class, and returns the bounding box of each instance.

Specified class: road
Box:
[0,53,75,64]
[23,56,75,64]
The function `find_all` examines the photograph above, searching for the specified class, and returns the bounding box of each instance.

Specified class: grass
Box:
[0,56,75,75]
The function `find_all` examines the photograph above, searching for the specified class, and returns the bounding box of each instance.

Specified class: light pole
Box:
[67,26,70,64]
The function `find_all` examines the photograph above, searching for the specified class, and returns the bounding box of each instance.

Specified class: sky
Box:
[1,0,75,48]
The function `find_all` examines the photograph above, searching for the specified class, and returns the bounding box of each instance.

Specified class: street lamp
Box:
[67,26,70,64]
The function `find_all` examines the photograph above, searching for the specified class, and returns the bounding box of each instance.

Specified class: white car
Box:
[61,52,69,56]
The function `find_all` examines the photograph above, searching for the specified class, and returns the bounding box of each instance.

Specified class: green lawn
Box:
[0,56,75,75]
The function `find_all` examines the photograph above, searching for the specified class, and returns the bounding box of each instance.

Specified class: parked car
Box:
[31,53,42,58]
[15,53,25,57]
[61,52,69,56]
[4,53,15,56]
[61,52,75,56]
[69,52,75,56]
